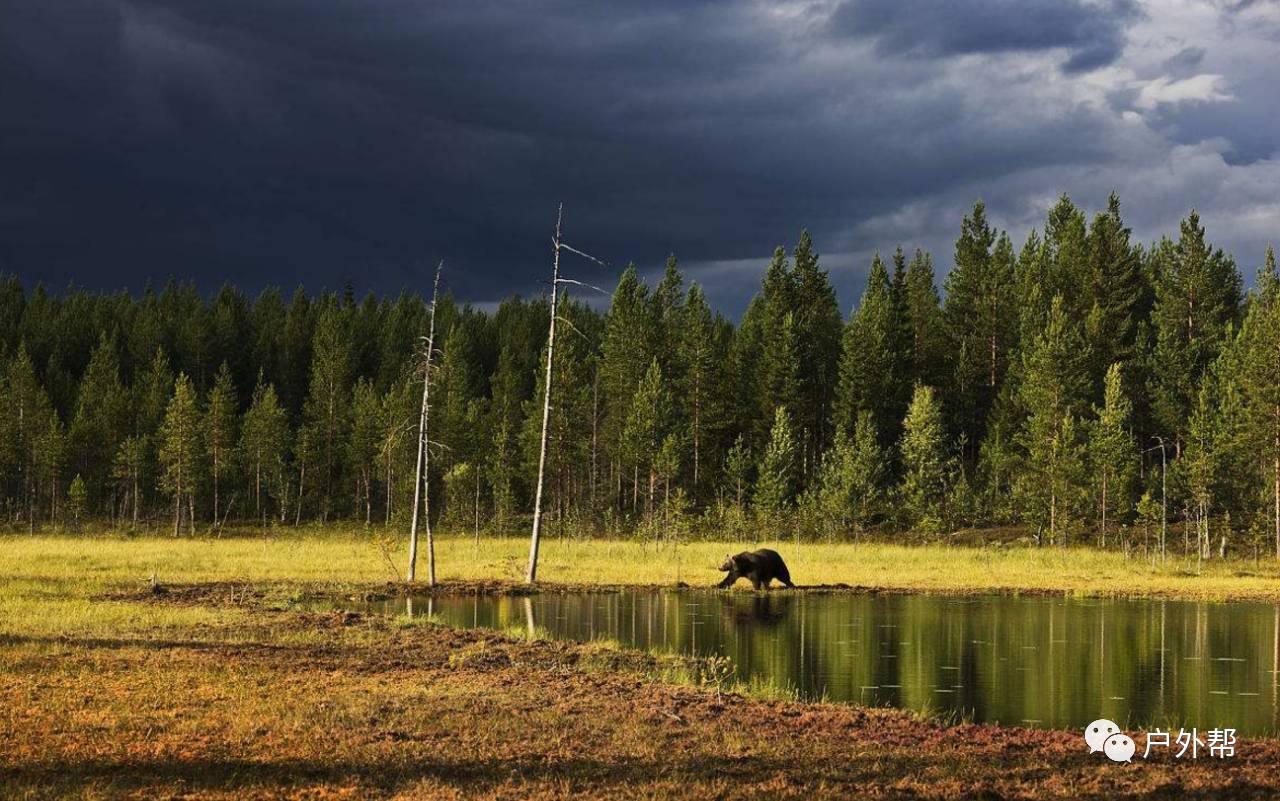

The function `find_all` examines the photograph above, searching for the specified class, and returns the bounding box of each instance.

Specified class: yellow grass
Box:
[4,528,1280,641]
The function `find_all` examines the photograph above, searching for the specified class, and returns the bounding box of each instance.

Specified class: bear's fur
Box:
[717,548,795,590]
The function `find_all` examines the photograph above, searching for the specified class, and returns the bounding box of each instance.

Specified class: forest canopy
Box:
[1,194,1278,558]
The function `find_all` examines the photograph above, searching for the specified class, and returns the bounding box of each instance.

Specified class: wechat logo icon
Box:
[1085,719,1134,763]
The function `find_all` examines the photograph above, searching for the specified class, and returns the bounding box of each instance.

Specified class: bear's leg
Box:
[751,576,764,591]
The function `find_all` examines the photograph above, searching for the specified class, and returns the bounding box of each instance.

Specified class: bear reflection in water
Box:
[721,593,792,627]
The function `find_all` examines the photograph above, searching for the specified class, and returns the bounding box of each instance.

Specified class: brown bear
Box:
[717,548,795,590]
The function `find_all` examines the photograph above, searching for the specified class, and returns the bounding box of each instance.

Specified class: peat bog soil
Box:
[3,582,1280,800]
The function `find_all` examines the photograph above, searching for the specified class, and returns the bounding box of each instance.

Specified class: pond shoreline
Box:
[107,576,1280,609]
[8,595,1280,799]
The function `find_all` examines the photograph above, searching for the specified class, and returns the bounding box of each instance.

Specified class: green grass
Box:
[4,528,1280,641]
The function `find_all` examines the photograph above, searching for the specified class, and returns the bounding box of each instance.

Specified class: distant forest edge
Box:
[2,195,1279,558]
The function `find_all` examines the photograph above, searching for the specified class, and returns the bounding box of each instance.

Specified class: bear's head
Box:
[718,554,739,573]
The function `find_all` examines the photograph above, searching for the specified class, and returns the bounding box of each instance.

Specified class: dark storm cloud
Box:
[828,0,1142,73]
[0,1,1272,314]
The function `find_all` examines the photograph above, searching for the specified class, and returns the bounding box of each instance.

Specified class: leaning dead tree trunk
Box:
[526,205,609,583]
[527,207,563,584]
[409,261,444,585]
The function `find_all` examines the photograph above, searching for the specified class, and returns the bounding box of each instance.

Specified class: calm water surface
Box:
[353,590,1280,735]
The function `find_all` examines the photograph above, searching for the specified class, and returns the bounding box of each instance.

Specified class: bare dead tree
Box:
[409,261,444,585]
[527,210,562,584]
[527,205,609,584]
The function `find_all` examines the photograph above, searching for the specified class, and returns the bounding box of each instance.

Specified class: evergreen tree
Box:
[69,333,127,510]
[789,231,844,469]
[488,345,525,529]
[111,435,144,530]
[724,434,752,513]
[1183,380,1218,559]
[378,376,418,525]
[1089,363,1137,546]
[1044,195,1092,319]
[68,474,87,530]
[348,377,382,524]
[33,405,65,522]
[1084,194,1145,394]
[944,202,1016,457]
[903,249,948,391]
[756,247,796,441]
[1,345,56,526]
[205,361,238,525]
[240,377,288,523]
[279,288,313,415]
[899,384,949,533]
[1149,212,1242,446]
[677,283,722,499]
[158,373,203,536]
[1243,245,1280,556]
[600,267,654,508]
[651,255,685,381]
[755,405,798,515]
[132,348,174,517]
[1017,297,1089,545]
[298,305,351,521]
[810,411,883,537]
[620,359,670,518]
[837,254,907,450]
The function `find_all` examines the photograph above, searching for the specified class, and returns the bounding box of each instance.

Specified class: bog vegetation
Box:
[2,195,1279,560]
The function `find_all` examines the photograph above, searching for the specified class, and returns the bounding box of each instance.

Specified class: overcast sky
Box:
[2,0,1278,315]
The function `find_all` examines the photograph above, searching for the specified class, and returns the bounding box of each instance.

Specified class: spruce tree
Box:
[899,384,949,533]
[488,346,525,528]
[1183,381,1219,559]
[724,435,752,513]
[811,411,883,537]
[756,247,796,441]
[159,373,203,536]
[205,361,238,525]
[1017,296,1089,545]
[239,377,288,523]
[1242,246,1280,556]
[1084,194,1144,394]
[348,377,382,524]
[111,436,144,530]
[1149,212,1242,446]
[1089,363,1137,547]
[1044,195,1091,318]
[944,202,1016,456]
[69,332,127,510]
[651,255,685,381]
[620,359,670,518]
[678,283,721,499]
[298,305,351,521]
[790,230,844,468]
[1,345,56,526]
[755,405,798,516]
[378,376,418,525]
[68,474,87,530]
[600,267,654,508]
[903,249,947,390]
[837,254,906,450]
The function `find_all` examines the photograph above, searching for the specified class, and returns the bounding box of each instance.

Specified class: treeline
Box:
[2,194,1278,557]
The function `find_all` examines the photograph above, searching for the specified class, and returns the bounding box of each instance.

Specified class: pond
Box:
[347,589,1280,736]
